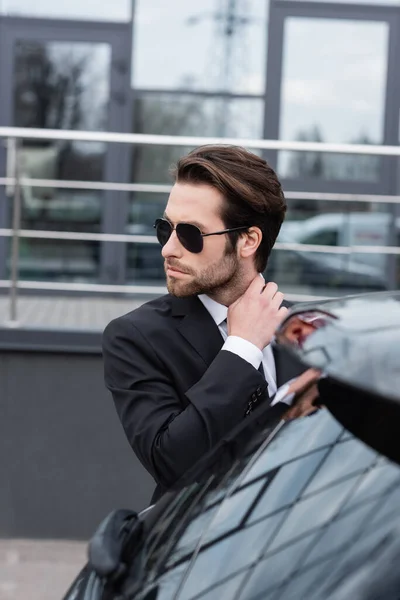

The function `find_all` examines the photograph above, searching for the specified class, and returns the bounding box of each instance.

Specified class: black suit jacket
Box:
[102,294,305,501]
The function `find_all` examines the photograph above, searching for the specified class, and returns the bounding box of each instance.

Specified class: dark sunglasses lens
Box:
[176,223,203,253]
[155,219,172,247]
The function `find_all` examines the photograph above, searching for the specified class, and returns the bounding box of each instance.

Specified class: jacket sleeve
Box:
[102,316,269,489]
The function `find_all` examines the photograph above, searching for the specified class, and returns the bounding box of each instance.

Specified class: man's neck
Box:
[206,270,259,307]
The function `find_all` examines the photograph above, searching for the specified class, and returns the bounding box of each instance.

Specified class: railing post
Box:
[6,138,22,326]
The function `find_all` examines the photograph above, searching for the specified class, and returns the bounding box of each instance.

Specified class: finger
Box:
[261,281,278,300]
[298,384,320,404]
[275,305,289,324]
[246,275,265,295]
[285,402,319,420]
[288,368,321,395]
[295,385,320,411]
[285,385,320,420]
[297,367,321,383]
[271,291,285,308]
[291,375,320,397]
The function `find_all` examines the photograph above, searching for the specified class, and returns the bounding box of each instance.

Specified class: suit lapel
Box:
[170,295,306,385]
[171,295,224,367]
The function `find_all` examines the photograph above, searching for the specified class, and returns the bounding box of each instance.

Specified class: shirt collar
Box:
[198,274,265,327]
[198,294,228,327]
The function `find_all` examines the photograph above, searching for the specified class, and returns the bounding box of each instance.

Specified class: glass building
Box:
[0,0,399,294]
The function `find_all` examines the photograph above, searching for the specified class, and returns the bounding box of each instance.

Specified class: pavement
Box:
[0,540,87,600]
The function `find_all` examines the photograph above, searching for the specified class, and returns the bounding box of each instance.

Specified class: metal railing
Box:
[1,126,400,325]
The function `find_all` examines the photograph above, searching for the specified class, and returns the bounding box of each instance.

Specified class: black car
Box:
[64,291,400,600]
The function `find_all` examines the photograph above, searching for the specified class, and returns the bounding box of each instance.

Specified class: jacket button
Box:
[245,401,253,416]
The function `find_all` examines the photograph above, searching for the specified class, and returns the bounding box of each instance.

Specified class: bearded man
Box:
[102,145,311,502]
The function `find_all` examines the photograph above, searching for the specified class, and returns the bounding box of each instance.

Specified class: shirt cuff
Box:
[222,336,263,370]
[270,378,297,406]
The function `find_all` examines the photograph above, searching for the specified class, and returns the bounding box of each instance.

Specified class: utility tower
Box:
[187,0,253,137]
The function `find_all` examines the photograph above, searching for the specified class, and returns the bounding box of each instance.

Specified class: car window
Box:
[131,411,340,598]
[176,510,289,600]
[127,413,287,595]
[133,562,188,600]
[241,408,343,484]
[194,572,248,600]
[302,437,378,495]
[167,412,400,600]
[166,478,266,567]
[128,408,400,600]
[247,448,328,524]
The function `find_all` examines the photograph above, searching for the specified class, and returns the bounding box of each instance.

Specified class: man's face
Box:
[161,182,243,298]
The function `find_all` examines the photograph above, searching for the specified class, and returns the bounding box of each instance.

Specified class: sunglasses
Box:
[154,218,250,254]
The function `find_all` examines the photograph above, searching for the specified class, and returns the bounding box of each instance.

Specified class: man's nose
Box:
[161,230,183,258]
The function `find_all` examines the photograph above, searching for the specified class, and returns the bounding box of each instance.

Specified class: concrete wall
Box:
[0,338,155,540]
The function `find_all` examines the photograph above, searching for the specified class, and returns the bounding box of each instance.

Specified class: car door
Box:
[120,406,400,600]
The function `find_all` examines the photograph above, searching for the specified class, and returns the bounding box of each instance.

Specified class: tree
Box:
[287,124,325,178]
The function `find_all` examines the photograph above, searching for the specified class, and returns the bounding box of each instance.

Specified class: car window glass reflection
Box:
[248,448,328,525]
[312,522,400,600]
[136,562,188,600]
[202,487,228,510]
[166,451,276,564]
[345,459,400,508]
[164,503,219,568]
[339,430,353,442]
[140,481,215,577]
[239,532,318,597]
[303,499,377,567]
[193,572,247,600]
[274,561,331,600]
[135,417,400,600]
[200,479,266,545]
[241,410,343,485]
[236,466,400,600]
[268,478,358,552]
[303,438,378,496]
[264,507,400,600]
[359,484,400,535]
[177,511,287,600]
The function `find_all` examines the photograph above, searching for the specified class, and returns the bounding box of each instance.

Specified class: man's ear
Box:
[238,226,263,259]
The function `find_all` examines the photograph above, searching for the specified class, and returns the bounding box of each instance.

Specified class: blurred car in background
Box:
[273,212,400,290]
[63,291,400,600]
[126,210,400,291]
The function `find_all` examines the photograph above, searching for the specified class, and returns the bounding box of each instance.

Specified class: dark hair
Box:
[172,145,287,272]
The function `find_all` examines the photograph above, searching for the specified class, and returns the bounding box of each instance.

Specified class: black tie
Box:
[258,361,265,378]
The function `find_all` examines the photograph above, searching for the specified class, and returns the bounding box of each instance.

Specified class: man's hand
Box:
[283,368,322,420]
[227,278,288,350]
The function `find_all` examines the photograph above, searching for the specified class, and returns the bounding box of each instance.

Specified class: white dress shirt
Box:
[198,294,295,406]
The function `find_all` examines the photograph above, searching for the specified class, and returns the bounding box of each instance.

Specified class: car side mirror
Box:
[88,509,141,581]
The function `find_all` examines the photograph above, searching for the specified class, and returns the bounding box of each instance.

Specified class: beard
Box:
[165,247,242,298]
